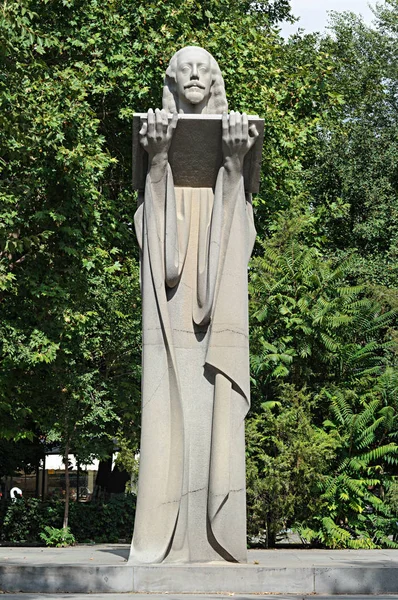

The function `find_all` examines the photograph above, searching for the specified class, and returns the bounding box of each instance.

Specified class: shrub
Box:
[69,494,136,543]
[40,526,76,547]
[0,495,135,544]
[0,497,62,544]
[246,385,338,547]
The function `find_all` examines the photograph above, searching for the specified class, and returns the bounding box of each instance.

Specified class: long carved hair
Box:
[162,46,228,114]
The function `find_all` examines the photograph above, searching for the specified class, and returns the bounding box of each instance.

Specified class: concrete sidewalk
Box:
[1,593,398,600]
[0,543,130,565]
[1,545,398,595]
[2,543,398,566]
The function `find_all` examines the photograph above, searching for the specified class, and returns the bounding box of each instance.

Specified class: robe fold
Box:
[130,162,256,564]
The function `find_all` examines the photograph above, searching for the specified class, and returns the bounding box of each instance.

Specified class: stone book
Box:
[132,113,264,193]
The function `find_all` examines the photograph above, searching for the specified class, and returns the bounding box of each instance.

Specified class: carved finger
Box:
[139,121,148,137]
[155,108,163,136]
[242,113,249,140]
[247,125,259,150]
[235,112,242,142]
[139,121,148,149]
[161,109,168,133]
[169,112,178,132]
[147,108,155,136]
[248,124,259,144]
[222,112,229,140]
[229,110,236,139]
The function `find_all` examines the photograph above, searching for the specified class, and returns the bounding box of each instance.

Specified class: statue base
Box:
[0,545,397,595]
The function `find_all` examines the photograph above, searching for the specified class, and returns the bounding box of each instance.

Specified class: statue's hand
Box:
[139,109,178,162]
[222,111,259,171]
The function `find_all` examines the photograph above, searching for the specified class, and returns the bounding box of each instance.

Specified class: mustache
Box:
[184,82,206,89]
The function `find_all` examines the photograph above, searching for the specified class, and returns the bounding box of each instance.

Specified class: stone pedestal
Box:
[1,547,398,595]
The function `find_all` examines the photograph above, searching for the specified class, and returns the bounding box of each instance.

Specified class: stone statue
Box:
[130,46,260,564]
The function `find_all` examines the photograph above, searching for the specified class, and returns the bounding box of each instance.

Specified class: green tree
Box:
[1,0,340,528]
[0,2,336,449]
[247,206,397,546]
[3,0,397,547]
[298,374,398,549]
[250,233,395,400]
[304,2,398,287]
[246,384,338,547]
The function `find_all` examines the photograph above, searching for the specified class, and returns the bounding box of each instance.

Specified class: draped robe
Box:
[130,162,256,564]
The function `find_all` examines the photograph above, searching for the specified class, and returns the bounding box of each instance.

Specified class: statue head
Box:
[162,46,228,114]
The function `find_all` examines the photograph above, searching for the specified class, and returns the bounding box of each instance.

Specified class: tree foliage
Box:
[246,384,338,547]
[248,212,397,546]
[304,2,398,287]
[1,0,398,547]
[298,375,398,549]
[246,1,398,547]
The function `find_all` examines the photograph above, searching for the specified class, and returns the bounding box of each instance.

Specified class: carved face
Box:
[175,47,212,107]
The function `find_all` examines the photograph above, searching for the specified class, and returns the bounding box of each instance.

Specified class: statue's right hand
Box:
[139,109,178,160]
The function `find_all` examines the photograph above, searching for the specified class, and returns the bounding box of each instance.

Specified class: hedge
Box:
[0,495,135,544]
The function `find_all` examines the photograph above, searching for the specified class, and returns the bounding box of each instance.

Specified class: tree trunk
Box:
[41,453,46,499]
[76,460,80,503]
[266,514,274,549]
[63,442,70,529]
[267,513,277,548]
[35,461,40,498]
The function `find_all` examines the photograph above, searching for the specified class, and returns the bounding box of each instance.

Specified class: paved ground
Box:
[1,593,398,600]
[2,545,398,597]
[2,543,398,567]
[0,543,129,565]
[1,596,398,600]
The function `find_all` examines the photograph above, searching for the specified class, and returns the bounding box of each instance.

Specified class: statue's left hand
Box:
[222,111,259,171]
